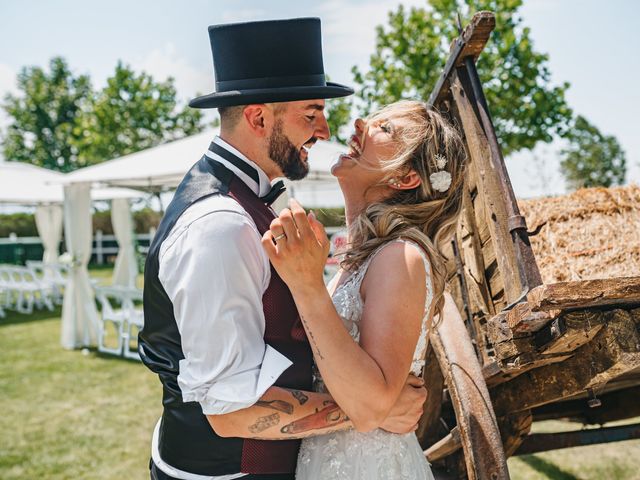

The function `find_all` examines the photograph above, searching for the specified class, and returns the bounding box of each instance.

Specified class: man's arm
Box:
[208,386,349,439]
[208,375,427,439]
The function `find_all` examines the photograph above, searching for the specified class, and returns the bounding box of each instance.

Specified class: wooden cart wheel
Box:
[418,293,510,480]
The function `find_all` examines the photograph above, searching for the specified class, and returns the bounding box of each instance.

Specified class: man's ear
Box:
[243,104,270,137]
[397,169,421,190]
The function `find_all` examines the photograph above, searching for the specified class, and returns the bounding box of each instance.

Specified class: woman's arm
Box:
[262,201,430,432]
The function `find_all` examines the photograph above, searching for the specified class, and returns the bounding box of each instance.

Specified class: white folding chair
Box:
[5,266,54,314]
[0,266,14,310]
[122,304,144,360]
[95,287,127,356]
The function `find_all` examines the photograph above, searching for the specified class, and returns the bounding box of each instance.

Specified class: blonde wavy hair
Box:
[342,100,466,318]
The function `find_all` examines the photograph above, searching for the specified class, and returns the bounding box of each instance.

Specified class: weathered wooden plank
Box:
[515,423,640,456]
[450,70,526,305]
[506,301,559,333]
[534,310,605,355]
[491,308,640,415]
[461,187,495,318]
[428,11,496,106]
[425,427,462,463]
[498,411,532,457]
[527,277,640,312]
[532,386,640,424]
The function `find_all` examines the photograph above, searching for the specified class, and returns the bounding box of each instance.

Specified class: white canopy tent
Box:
[0,162,145,349]
[61,129,347,207]
[0,162,145,265]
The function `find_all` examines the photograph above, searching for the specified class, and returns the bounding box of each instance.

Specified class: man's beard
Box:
[268,118,311,181]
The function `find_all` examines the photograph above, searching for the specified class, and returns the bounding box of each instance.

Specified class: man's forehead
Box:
[290,99,325,111]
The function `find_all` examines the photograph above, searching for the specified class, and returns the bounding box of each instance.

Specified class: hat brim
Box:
[189,81,354,109]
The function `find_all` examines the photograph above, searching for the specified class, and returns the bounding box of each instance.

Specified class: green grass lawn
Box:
[1,267,639,479]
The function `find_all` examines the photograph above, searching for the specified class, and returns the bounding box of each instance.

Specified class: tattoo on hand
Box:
[248,413,280,434]
[291,390,309,405]
[280,402,348,434]
[255,399,294,415]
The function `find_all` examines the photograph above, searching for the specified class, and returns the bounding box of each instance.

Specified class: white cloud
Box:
[316,0,427,57]
[137,43,213,103]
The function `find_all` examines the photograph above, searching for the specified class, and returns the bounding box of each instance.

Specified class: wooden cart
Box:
[416,11,640,479]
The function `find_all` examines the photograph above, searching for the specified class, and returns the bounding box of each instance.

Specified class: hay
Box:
[518,184,640,284]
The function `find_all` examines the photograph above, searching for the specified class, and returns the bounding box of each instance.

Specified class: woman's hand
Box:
[261,199,331,295]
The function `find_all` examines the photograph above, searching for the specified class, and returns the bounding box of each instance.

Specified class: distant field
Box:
[0,268,639,479]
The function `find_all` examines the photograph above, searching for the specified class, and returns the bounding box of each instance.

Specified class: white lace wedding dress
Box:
[296,239,436,480]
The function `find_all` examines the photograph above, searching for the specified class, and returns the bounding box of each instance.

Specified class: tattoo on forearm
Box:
[280,401,348,434]
[248,413,280,433]
[291,389,309,405]
[255,399,294,414]
[300,314,324,360]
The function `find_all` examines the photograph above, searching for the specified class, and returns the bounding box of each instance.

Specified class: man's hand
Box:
[380,375,428,434]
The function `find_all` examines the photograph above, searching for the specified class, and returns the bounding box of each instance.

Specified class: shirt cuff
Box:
[191,345,293,415]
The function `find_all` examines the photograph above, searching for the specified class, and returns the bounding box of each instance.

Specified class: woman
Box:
[262,101,466,479]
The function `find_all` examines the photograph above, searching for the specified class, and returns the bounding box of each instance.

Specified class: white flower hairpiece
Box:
[429,154,451,192]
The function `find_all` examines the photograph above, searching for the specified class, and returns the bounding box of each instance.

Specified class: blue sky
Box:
[1,0,638,198]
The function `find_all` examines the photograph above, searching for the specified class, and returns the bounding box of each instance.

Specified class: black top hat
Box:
[189,17,354,109]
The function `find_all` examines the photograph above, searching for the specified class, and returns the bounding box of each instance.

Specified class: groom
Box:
[139,18,427,480]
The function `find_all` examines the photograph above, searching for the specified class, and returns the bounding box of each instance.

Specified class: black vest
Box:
[139,153,312,475]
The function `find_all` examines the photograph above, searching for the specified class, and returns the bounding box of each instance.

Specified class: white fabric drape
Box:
[61,183,99,349]
[111,198,138,287]
[34,204,63,264]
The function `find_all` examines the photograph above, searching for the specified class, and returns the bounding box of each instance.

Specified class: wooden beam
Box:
[425,427,462,462]
[527,277,640,312]
[534,310,605,355]
[428,11,496,106]
[491,309,640,415]
[532,386,640,424]
[515,423,640,456]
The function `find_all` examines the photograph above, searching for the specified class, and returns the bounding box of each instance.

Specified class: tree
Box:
[74,62,203,165]
[326,96,353,144]
[560,115,626,190]
[352,0,573,156]
[1,58,203,172]
[2,57,92,172]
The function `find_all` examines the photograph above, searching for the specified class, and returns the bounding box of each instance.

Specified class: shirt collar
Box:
[205,136,272,197]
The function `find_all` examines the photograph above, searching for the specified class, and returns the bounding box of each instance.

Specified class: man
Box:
[139,18,427,480]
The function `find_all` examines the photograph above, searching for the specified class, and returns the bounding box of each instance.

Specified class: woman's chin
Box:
[331,154,355,177]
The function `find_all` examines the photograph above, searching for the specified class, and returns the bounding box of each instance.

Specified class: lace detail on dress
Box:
[298,239,435,480]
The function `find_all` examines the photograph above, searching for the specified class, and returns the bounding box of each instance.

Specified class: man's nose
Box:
[354,118,365,136]
[315,114,330,141]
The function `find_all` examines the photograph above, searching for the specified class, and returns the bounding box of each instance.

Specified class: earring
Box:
[388,179,401,188]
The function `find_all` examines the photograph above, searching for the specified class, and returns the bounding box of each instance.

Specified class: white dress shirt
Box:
[151,137,293,480]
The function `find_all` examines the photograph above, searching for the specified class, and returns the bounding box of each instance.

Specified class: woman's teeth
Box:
[347,138,361,157]
[302,145,310,153]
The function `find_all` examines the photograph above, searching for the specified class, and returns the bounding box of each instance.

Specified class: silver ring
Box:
[273,233,287,242]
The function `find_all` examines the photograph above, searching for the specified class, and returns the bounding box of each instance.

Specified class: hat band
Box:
[216,73,326,91]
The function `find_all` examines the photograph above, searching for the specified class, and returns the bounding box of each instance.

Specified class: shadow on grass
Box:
[0,305,62,327]
[519,455,580,480]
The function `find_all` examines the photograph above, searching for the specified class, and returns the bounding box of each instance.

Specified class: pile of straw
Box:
[518,184,640,283]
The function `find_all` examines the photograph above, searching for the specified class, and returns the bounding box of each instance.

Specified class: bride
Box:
[262,100,466,479]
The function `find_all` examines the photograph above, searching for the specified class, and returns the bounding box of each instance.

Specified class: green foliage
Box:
[326,96,353,144]
[1,58,203,172]
[74,62,203,165]
[0,213,38,237]
[560,115,626,190]
[352,0,573,155]
[0,208,161,237]
[2,57,92,172]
